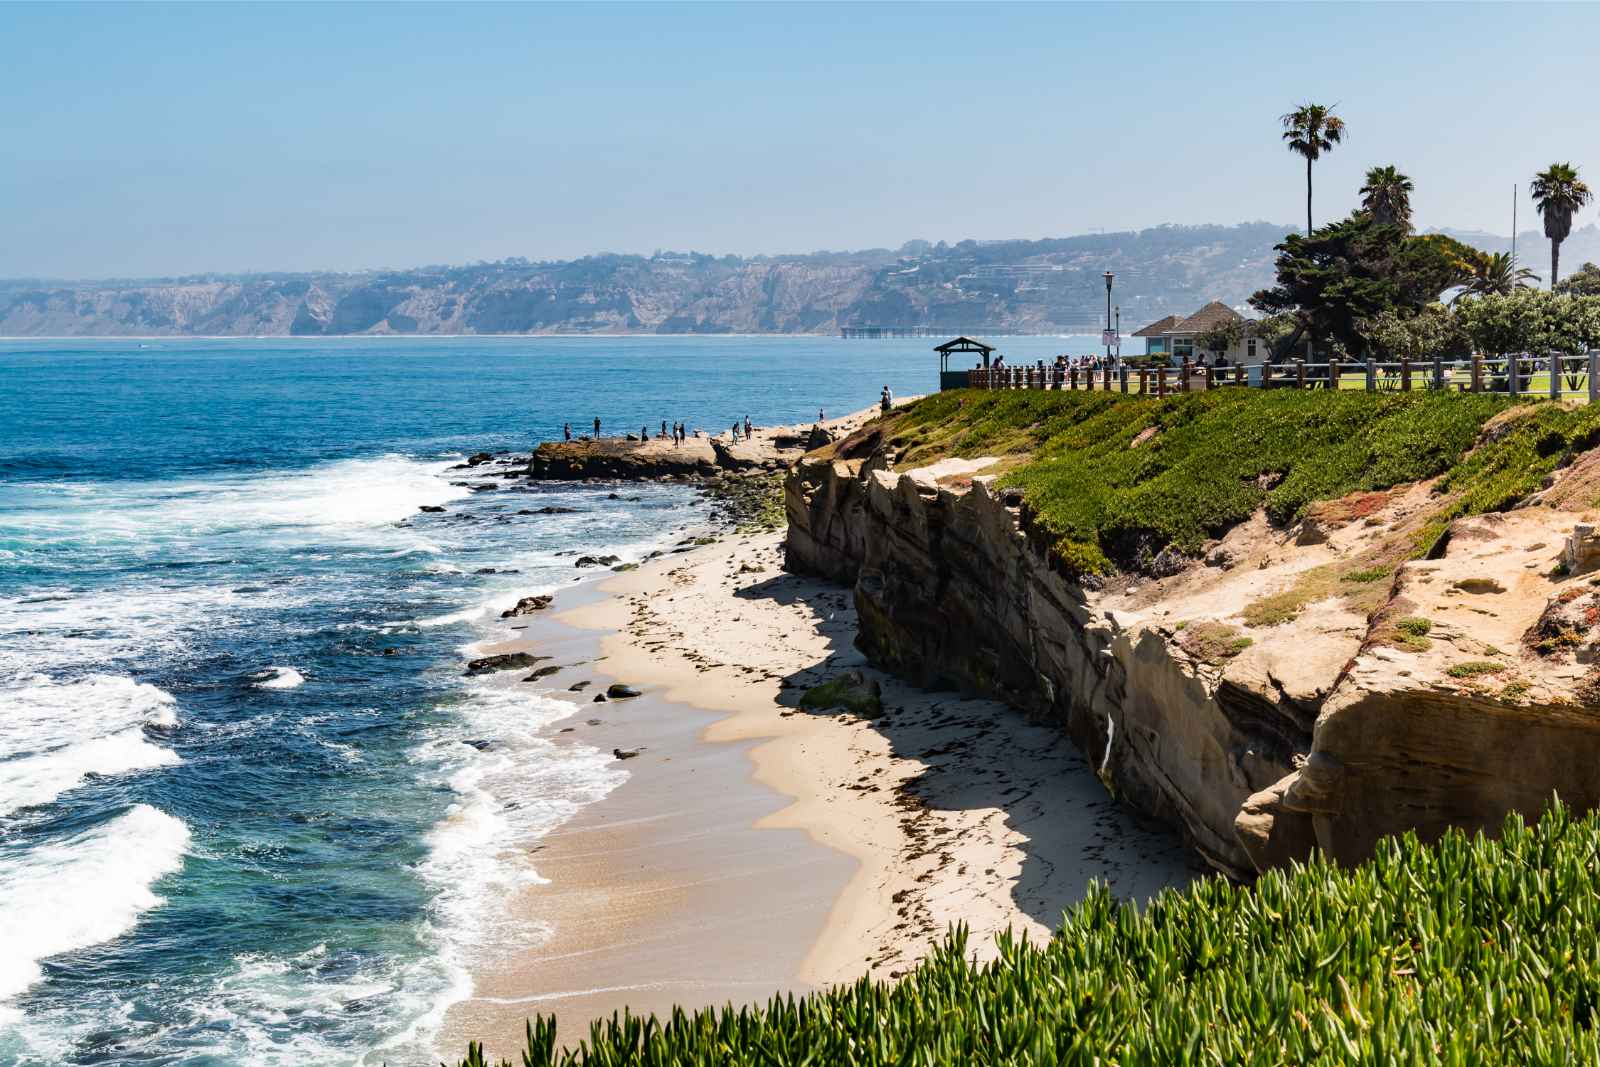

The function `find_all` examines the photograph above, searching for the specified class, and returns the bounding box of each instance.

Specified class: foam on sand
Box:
[0,804,191,1001]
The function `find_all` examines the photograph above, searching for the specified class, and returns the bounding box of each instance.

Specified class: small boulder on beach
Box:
[465,652,547,675]
[575,554,621,569]
[501,595,553,618]
[612,748,641,760]
[419,505,446,514]
[523,665,561,681]
[606,683,641,699]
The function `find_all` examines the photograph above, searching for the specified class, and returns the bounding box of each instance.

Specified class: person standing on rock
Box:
[641,424,649,443]
[743,416,752,440]
[563,422,572,442]
[731,421,740,443]
[593,416,601,438]
[880,386,892,413]
[818,407,825,423]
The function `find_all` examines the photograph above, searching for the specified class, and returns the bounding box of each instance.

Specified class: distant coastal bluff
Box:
[783,391,1600,877]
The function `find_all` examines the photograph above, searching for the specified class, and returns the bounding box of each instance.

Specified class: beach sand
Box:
[438,521,1202,1061]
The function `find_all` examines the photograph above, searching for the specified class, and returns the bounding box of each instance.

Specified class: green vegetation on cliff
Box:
[455,804,1600,1065]
[884,390,1600,574]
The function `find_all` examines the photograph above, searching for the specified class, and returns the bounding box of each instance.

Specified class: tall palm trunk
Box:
[1306,156,1313,234]
[1552,239,1562,289]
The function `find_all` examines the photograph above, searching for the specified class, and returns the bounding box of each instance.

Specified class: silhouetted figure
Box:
[563,423,571,442]
[593,417,601,437]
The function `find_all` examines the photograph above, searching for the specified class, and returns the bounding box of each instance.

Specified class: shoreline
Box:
[435,511,1200,1061]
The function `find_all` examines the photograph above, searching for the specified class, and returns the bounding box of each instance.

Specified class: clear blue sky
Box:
[4,1,1599,279]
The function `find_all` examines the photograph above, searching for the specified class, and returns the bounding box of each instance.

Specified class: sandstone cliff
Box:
[785,419,1600,877]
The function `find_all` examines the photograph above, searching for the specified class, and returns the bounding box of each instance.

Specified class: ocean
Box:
[0,334,1092,1066]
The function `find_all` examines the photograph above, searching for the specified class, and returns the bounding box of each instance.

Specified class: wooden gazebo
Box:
[934,336,996,390]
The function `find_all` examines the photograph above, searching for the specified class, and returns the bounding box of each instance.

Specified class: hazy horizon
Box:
[6,1,1600,279]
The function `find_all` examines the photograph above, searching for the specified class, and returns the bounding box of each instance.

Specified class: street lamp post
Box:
[1104,272,1115,363]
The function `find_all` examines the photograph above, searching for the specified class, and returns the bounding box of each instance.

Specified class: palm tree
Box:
[1281,103,1347,234]
[1451,251,1539,302]
[1531,162,1593,288]
[1359,165,1414,229]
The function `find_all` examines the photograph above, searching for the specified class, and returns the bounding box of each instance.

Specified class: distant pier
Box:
[840,325,943,339]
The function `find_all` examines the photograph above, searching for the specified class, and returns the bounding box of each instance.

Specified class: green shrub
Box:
[454,803,1600,1065]
[1447,660,1505,678]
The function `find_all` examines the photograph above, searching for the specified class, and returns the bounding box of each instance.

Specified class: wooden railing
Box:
[965,354,1600,402]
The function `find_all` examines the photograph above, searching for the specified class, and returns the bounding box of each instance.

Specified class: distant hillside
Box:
[0,223,1309,337]
[1434,224,1600,282]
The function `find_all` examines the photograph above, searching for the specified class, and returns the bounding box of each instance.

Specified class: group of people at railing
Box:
[965,351,1600,399]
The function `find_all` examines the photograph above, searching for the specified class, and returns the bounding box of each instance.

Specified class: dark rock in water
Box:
[607,492,621,500]
[419,505,446,513]
[469,483,498,493]
[464,738,494,751]
[475,567,499,575]
[517,505,580,515]
[523,665,561,681]
[382,647,398,656]
[569,681,590,691]
[606,683,641,699]
[501,594,553,618]
[593,693,607,702]
[465,652,547,675]
[574,554,621,568]
[559,727,575,733]
[611,562,639,572]
[466,452,494,466]
[586,717,602,725]
[612,748,641,760]
[644,550,664,560]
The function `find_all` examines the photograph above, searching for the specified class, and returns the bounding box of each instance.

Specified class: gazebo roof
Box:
[933,335,996,355]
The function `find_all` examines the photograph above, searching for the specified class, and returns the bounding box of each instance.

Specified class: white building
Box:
[1131,301,1264,366]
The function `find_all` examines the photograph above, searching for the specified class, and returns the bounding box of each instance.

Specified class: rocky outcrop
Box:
[786,454,1308,876]
[785,444,1600,877]
[527,440,717,480]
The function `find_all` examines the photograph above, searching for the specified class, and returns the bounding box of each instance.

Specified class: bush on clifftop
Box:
[453,802,1600,1065]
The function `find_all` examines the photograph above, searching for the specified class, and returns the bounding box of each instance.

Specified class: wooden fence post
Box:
[1179,358,1190,393]
[1328,358,1340,391]
[1235,364,1246,387]
[1365,359,1376,391]
[1590,352,1599,405]
[1552,356,1562,401]
[1401,358,1411,392]
[1296,360,1307,389]
[1262,362,1273,389]
[1509,354,1520,398]
[1138,368,1147,395]
[1157,367,1168,397]
[1120,365,1129,394]
[1471,355,1483,393]
[1433,356,1444,391]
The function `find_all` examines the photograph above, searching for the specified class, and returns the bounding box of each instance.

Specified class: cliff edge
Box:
[785,389,1600,875]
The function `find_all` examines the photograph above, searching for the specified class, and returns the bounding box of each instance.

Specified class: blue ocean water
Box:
[0,335,1087,1066]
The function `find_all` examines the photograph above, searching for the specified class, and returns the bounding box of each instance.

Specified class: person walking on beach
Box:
[743,416,752,440]
[593,416,601,438]
[563,422,571,442]
[661,420,668,440]
[731,421,740,443]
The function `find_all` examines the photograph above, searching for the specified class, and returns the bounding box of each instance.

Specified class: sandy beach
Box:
[439,415,1202,1062]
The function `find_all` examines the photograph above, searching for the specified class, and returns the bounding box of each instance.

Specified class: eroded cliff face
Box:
[786,445,1600,877]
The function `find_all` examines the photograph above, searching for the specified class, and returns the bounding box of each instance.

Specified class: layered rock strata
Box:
[786,445,1600,876]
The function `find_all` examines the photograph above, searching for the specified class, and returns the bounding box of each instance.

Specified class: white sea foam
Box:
[0,804,190,1002]
[0,675,181,817]
[252,666,306,690]
[404,684,626,1044]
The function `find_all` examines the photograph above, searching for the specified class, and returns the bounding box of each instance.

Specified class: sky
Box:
[4,1,1600,280]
